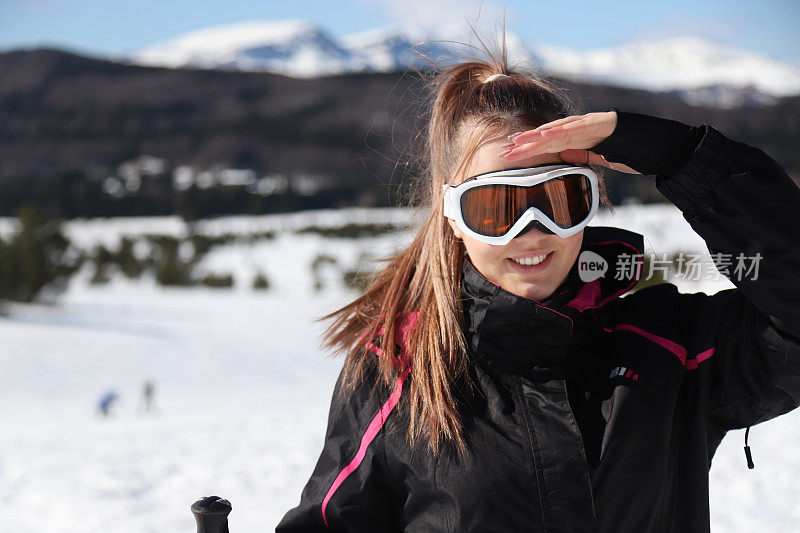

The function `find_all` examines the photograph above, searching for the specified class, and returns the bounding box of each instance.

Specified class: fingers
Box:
[537,117,614,142]
[509,116,585,144]
[508,111,613,147]
[501,130,580,161]
[532,115,585,131]
[505,118,593,152]
[501,139,562,162]
[540,118,591,135]
[500,111,618,162]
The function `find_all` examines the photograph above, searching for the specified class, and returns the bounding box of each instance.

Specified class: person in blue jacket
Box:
[97,389,119,418]
[276,48,800,532]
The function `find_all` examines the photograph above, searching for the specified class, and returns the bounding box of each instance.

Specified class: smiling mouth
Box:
[511,252,551,266]
[506,251,555,275]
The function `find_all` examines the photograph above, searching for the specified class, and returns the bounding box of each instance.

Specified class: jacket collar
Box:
[460,225,644,372]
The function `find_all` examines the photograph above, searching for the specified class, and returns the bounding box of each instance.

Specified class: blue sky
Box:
[1,0,799,65]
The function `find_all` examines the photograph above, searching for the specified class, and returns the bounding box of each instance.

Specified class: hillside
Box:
[1,49,798,217]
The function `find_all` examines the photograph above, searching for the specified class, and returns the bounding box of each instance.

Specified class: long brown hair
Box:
[320,25,611,455]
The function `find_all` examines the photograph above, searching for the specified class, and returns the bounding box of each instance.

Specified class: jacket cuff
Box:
[653,125,737,214]
[591,108,703,176]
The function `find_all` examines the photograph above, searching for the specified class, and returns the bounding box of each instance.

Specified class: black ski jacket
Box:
[276,110,800,532]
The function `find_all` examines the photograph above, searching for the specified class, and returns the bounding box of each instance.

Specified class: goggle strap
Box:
[442,185,452,218]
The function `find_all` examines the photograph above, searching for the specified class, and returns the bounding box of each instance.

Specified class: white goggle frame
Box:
[443,164,599,246]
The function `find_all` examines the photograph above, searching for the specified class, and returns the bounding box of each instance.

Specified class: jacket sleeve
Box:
[591,110,800,439]
[275,358,402,532]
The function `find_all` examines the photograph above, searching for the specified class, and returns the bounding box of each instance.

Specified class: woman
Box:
[276,52,800,532]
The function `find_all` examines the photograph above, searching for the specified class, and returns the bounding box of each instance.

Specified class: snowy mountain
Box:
[131,19,539,77]
[129,19,800,106]
[133,20,353,77]
[533,36,800,103]
[337,23,538,74]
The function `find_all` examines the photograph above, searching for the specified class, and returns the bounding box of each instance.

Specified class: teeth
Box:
[512,253,549,266]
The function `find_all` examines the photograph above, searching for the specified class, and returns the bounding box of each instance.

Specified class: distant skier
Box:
[139,379,158,413]
[96,390,119,418]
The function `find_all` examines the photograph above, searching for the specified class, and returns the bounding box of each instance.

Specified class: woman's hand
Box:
[498,110,641,174]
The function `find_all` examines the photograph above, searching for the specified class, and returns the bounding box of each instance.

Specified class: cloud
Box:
[627,17,744,47]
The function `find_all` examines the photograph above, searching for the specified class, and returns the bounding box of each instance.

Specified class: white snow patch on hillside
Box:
[1,205,798,531]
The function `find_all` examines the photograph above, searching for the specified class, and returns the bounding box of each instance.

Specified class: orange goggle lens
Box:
[460,174,592,237]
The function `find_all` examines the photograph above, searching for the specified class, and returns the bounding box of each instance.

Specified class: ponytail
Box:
[320,28,608,454]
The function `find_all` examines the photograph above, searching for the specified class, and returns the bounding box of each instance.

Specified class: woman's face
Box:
[447,132,584,301]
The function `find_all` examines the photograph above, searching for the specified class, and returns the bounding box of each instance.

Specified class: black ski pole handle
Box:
[191,496,232,533]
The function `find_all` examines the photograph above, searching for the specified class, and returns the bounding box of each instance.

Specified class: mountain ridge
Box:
[0,47,797,219]
[124,19,800,107]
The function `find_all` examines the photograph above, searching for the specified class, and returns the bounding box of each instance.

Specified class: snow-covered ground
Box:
[1,205,798,532]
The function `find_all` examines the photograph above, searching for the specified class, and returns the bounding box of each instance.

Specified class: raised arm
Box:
[501,109,800,454]
[593,110,800,450]
[593,109,800,337]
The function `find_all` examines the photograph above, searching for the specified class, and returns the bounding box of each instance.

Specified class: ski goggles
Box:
[443,164,599,245]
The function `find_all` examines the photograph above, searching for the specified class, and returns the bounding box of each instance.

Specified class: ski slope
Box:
[0,205,798,531]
